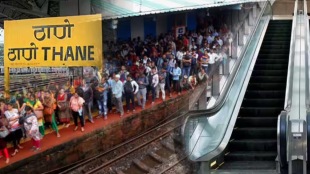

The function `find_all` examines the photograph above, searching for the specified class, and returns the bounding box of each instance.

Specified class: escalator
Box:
[213,20,291,172]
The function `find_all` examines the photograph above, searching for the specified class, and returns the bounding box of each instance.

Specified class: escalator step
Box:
[236,117,278,127]
[232,128,276,139]
[225,151,277,161]
[253,64,288,70]
[215,161,276,170]
[251,70,287,76]
[263,38,291,42]
[261,41,290,45]
[250,76,287,83]
[256,59,288,64]
[239,107,282,117]
[259,49,289,54]
[260,45,289,50]
[229,139,277,152]
[247,83,286,90]
[257,54,289,59]
[241,99,284,107]
[244,90,285,98]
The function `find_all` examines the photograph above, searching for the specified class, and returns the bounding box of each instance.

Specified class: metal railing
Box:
[284,0,298,110]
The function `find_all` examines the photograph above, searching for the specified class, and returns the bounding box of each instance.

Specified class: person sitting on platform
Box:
[188,74,198,90]
[197,68,208,84]
[180,75,191,91]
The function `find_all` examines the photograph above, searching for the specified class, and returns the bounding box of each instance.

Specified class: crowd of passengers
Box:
[0,19,233,164]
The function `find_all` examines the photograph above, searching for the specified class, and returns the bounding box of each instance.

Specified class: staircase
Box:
[212,20,291,173]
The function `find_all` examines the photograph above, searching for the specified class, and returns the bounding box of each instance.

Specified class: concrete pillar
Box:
[211,64,220,96]
[231,11,239,33]
[60,0,91,16]
[249,10,254,26]
[198,161,210,174]
[244,19,250,35]
[131,17,144,41]
[238,28,244,46]
[156,15,167,36]
[232,37,238,58]
[198,87,207,109]
[103,20,117,42]
[223,58,230,75]
[253,5,257,19]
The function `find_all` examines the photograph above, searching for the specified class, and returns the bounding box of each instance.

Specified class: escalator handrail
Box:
[278,111,288,168]
[284,0,298,111]
[304,0,310,110]
[307,112,310,163]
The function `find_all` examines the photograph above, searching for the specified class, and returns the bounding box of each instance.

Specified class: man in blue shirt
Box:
[96,77,109,119]
[170,63,182,95]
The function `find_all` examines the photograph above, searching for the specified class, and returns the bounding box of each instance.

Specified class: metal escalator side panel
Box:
[277,111,288,169]
[307,113,310,168]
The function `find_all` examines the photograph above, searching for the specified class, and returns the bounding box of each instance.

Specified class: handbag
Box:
[43,107,53,123]
[43,107,54,115]
[0,126,9,138]
[58,102,68,111]
[34,110,43,119]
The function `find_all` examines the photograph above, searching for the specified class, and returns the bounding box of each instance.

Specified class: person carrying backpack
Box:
[124,75,139,113]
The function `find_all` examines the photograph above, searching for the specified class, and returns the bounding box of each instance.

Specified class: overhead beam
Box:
[0,3,49,17]
[0,6,14,20]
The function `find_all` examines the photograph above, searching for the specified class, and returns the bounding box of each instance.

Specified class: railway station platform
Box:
[0,88,200,173]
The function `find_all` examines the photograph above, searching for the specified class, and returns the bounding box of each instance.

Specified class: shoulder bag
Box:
[0,126,9,138]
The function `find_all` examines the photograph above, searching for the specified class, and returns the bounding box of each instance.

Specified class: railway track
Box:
[45,111,192,174]
[0,76,69,92]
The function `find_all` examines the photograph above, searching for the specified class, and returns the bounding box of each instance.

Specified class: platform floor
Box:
[0,92,184,169]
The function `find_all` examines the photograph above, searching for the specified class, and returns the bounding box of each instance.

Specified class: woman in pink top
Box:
[70,91,85,132]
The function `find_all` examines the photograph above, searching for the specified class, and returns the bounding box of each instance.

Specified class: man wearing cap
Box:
[112,74,124,117]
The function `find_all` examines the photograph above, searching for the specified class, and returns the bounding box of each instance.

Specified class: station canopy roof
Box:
[0,0,267,28]
[92,0,266,20]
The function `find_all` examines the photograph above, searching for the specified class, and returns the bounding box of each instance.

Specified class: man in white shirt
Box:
[197,33,203,47]
[216,36,223,47]
[176,50,184,67]
[208,49,219,76]
[112,74,124,117]
[207,33,214,44]
[150,67,159,104]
